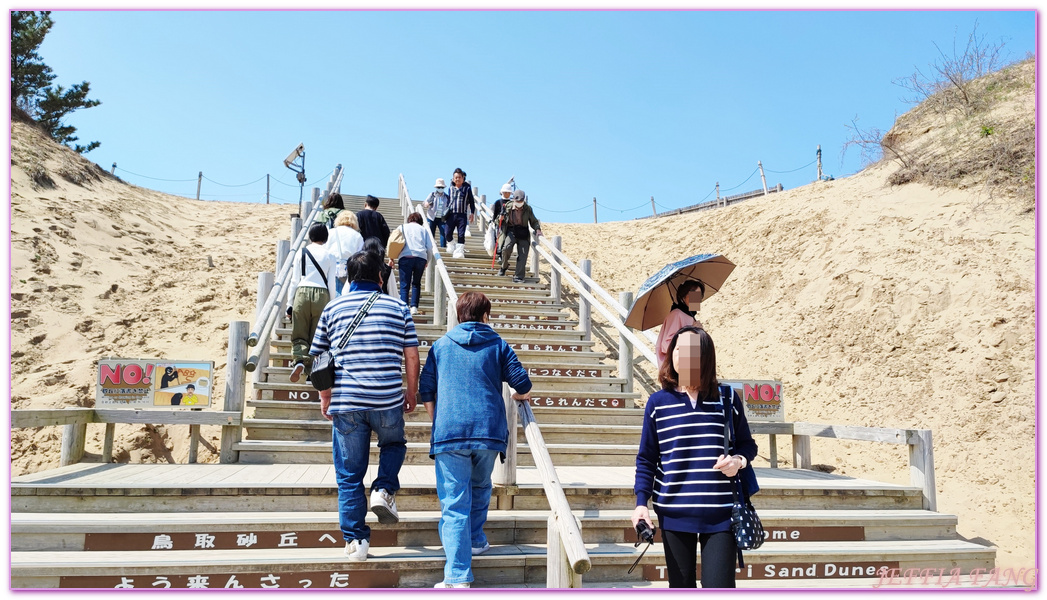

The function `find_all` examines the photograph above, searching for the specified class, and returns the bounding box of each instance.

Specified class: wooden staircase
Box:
[9,192,998,589]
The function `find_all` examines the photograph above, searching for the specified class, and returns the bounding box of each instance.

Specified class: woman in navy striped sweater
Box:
[632,326,758,588]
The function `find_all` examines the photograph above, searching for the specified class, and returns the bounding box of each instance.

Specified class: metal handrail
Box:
[244,166,344,371]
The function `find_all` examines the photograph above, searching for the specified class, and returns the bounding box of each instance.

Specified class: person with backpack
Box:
[315,192,345,228]
[498,189,543,283]
[422,178,451,249]
[326,211,365,296]
[288,223,339,384]
[357,195,391,247]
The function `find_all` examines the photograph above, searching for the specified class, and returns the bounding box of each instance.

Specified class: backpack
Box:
[317,208,341,229]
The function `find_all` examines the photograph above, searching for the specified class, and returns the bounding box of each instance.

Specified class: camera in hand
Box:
[635,520,656,545]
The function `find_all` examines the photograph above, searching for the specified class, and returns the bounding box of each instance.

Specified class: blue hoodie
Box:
[420,321,532,458]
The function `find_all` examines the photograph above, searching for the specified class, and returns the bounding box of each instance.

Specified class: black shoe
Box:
[498,269,507,277]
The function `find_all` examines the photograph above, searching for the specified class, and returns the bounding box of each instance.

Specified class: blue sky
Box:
[30,9,1037,223]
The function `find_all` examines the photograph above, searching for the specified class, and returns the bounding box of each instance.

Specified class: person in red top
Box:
[655,280,705,367]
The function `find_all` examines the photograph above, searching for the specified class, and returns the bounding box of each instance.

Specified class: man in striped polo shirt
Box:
[312,251,420,562]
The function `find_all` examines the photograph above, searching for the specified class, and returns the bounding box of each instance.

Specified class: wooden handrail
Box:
[517,401,592,576]
[245,166,344,369]
[11,408,243,428]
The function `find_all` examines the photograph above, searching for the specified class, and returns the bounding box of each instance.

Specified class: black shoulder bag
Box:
[302,247,329,290]
[722,385,765,568]
[310,292,380,391]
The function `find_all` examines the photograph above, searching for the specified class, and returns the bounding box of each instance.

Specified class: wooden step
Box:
[10,508,960,553]
[258,368,627,392]
[269,336,600,355]
[10,539,995,588]
[252,383,639,409]
[267,347,613,368]
[248,400,641,423]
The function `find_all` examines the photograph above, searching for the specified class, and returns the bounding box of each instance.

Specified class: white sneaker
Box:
[344,539,369,561]
[289,362,305,383]
[453,246,465,259]
[446,241,456,254]
[410,306,418,316]
[471,542,491,556]
[434,582,471,588]
[370,488,399,524]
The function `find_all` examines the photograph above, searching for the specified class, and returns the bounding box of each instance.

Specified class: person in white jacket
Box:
[326,211,365,296]
[289,223,339,384]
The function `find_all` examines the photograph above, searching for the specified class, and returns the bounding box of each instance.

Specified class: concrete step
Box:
[243,419,641,445]
[10,509,960,553]
[248,400,641,424]
[11,464,929,513]
[233,440,639,468]
[10,539,995,588]
[252,383,640,409]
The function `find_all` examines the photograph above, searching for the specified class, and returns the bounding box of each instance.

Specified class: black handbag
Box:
[310,292,379,392]
[721,385,765,567]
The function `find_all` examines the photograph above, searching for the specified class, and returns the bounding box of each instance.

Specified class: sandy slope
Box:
[8,62,1034,569]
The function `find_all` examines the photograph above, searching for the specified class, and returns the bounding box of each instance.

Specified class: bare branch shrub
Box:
[842,116,912,169]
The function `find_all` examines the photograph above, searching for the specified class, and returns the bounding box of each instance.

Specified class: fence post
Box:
[650,196,656,217]
[592,198,597,224]
[188,408,202,463]
[909,429,937,511]
[101,423,116,463]
[254,272,275,384]
[579,260,592,341]
[769,434,778,468]
[759,161,768,195]
[434,274,446,327]
[547,515,583,588]
[447,297,458,333]
[619,291,634,393]
[792,434,811,469]
[550,237,562,303]
[530,237,540,277]
[716,182,720,206]
[267,174,270,204]
[817,145,823,180]
[220,320,249,464]
[196,171,203,200]
[492,384,518,492]
[60,410,87,467]
[110,162,117,175]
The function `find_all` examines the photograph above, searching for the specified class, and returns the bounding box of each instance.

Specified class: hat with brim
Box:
[435,178,446,188]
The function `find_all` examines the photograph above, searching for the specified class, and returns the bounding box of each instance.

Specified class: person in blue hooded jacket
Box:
[420,291,532,588]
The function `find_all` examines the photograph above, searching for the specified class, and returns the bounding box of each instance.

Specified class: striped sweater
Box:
[310,281,419,413]
[634,387,757,534]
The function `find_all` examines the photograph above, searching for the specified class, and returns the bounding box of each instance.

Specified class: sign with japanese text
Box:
[720,379,784,422]
[96,359,214,408]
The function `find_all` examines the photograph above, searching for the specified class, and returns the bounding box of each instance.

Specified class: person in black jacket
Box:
[357,195,391,247]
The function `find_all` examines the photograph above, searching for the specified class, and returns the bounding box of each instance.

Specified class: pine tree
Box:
[10,10,101,153]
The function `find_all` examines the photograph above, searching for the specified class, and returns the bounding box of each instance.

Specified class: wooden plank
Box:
[792,422,910,444]
[91,410,242,426]
[11,409,93,428]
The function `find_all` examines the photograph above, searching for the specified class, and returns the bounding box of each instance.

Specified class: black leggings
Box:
[661,529,737,588]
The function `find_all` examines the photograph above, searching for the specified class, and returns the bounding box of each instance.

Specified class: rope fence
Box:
[111,164,335,203]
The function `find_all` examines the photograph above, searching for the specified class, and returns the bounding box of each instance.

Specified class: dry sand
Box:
[8,62,1035,570]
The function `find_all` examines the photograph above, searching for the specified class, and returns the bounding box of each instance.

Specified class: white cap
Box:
[435,178,446,188]
[500,183,513,194]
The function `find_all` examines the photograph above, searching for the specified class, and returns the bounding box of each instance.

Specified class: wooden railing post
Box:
[492,384,518,492]
[289,218,302,252]
[792,434,811,469]
[220,321,249,464]
[60,408,87,467]
[579,259,592,341]
[769,434,778,468]
[188,407,202,463]
[619,291,634,393]
[530,236,540,277]
[101,422,116,463]
[434,273,446,327]
[254,271,275,384]
[550,236,562,303]
[909,429,937,511]
[547,515,583,588]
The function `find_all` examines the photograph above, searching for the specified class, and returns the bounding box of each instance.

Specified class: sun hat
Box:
[435,178,446,188]
[500,183,513,194]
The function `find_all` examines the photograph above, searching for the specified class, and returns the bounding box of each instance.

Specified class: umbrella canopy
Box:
[624,254,736,331]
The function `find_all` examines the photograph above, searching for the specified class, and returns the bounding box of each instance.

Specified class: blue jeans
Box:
[434,449,498,584]
[430,218,447,247]
[398,256,427,308]
[444,212,469,244]
[331,407,407,542]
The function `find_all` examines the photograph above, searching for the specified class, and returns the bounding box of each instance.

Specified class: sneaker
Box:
[453,246,465,259]
[370,488,399,524]
[410,306,418,316]
[289,362,305,383]
[446,241,456,254]
[512,277,524,284]
[497,269,507,277]
[471,542,491,556]
[434,582,471,588]
[344,539,369,561]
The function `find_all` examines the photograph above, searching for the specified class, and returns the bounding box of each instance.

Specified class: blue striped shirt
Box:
[447,183,475,215]
[310,283,419,412]
[634,387,757,534]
